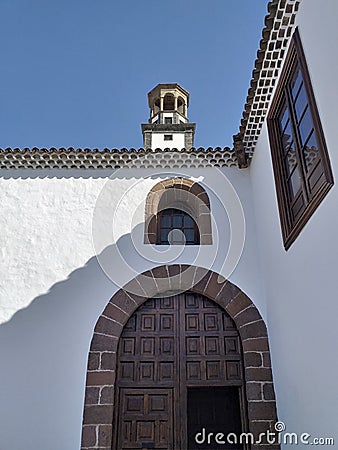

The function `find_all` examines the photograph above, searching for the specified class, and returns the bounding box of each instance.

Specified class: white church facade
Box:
[1,1,338,449]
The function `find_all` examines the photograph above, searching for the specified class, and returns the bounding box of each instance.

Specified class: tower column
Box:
[160,96,164,111]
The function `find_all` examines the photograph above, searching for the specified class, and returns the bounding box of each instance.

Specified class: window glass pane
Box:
[281,121,293,154]
[288,165,302,197]
[160,229,169,244]
[298,106,314,146]
[184,229,195,243]
[169,229,184,244]
[279,104,289,132]
[291,69,302,99]
[303,130,319,172]
[161,215,171,227]
[158,208,198,245]
[173,214,182,227]
[284,144,297,176]
[294,84,308,122]
[183,215,194,227]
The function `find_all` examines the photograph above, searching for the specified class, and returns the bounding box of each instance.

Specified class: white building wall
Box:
[249,0,338,445]
[151,132,185,149]
[0,166,264,450]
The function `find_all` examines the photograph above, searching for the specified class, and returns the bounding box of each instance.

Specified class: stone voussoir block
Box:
[225,292,253,318]
[90,333,118,353]
[239,320,267,341]
[204,271,227,300]
[94,316,123,338]
[234,305,262,328]
[192,270,212,295]
[243,337,270,352]
[111,289,137,315]
[215,281,241,307]
[102,302,129,326]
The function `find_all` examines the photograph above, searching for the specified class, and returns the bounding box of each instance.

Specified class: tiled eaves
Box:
[239,0,302,159]
[0,147,238,170]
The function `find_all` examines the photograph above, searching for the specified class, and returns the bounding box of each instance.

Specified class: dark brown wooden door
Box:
[118,388,174,449]
[114,293,245,450]
[187,387,243,450]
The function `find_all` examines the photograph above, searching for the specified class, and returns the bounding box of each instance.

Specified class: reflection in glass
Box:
[284,144,297,176]
[294,84,307,121]
[289,165,301,197]
[298,107,313,145]
[303,130,319,172]
[280,105,289,132]
[291,69,302,99]
[281,121,293,153]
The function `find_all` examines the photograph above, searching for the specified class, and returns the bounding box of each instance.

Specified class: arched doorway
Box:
[81,266,280,450]
[114,292,246,450]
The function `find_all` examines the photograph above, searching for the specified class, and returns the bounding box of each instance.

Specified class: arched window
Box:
[163,93,174,110]
[144,178,212,245]
[177,96,184,114]
[158,208,199,245]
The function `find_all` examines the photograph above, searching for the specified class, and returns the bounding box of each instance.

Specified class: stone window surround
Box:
[81,265,280,450]
[144,177,212,245]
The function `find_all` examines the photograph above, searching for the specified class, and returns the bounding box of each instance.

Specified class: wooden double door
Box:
[114,293,246,450]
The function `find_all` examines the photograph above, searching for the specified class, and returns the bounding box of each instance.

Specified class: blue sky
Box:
[0,0,268,149]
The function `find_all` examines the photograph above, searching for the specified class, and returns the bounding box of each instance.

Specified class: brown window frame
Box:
[267,28,334,250]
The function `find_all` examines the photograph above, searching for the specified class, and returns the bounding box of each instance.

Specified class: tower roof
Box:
[147,83,190,108]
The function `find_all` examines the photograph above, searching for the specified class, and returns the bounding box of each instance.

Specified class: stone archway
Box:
[81,265,280,450]
[144,178,212,245]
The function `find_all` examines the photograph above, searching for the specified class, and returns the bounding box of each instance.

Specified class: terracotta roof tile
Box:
[0,147,239,169]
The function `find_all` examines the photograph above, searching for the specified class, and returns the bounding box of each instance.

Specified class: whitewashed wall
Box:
[151,132,185,149]
[250,0,338,446]
[0,166,264,450]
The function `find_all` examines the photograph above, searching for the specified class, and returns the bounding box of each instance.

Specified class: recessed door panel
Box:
[187,387,243,450]
[118,389,174,450]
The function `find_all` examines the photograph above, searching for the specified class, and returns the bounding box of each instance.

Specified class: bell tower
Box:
[141,83,196,149]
